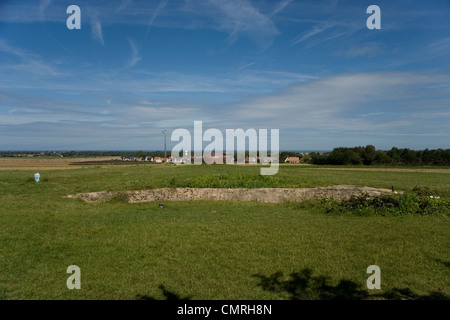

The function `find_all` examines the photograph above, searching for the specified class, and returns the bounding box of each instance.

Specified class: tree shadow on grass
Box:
[380,288,449,300]
[253,269,449,300]
[434,258,450,269]
[136,284,191,300]
[253,269,368,300]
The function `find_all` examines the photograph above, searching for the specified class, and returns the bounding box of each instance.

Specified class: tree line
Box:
[307,146,450,166]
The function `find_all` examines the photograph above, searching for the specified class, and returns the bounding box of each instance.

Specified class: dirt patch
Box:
[72,160,141,165]
[68,185,397,204]
[0,157,121,170]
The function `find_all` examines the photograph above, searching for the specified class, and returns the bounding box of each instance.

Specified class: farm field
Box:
[0,157,122,170]
[0,160,449,300]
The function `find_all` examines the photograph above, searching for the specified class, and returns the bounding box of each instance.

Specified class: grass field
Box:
[0,161,449,299]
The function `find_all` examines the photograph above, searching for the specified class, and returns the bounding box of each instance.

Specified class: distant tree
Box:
[400,148,418,165]
[443,149,450,165]
[373,150,392,165]
[327,148,346,165]
[387,147,402,164]
[135,150,146,159]
[349,151,362,165]
[327,147,361,165]
[310,153,328,164]
[301,154,312,164]
[362,145,376,165]
[421,148,433,165]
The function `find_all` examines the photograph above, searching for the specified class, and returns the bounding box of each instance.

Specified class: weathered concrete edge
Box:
[67,185,398,204]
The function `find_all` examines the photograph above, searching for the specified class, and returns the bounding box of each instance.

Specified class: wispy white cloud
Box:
[182,0,279,49]
[91,19,104,45]
[126,38,142,68]
[305,30,353,49]
[271,0,292,16]
[336,43,386,58]
[86,8,105,45]
[427,37,450,57]
[116,0,133,12]
[231,71,450,134]
[0,39,61,76]
[385,37,450,70]
[38,0,52,21]
[218,0,279,48]
[146,0,170,35]
[291,24,332,46]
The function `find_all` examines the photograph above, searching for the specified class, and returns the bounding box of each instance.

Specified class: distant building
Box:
[285,156,300,163]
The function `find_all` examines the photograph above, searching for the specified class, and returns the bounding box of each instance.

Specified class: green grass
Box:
[0,164,449,299]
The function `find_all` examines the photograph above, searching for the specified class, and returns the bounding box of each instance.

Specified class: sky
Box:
[0,0,449,151]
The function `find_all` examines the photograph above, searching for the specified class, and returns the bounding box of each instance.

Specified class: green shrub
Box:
[412,185,440,197]
[318,188,449,216]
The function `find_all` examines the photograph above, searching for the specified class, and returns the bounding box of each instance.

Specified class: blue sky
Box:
[0,0,449,151]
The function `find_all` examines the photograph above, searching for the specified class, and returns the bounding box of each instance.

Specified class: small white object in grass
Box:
[34,173,40,182]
